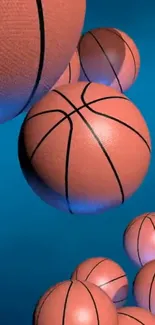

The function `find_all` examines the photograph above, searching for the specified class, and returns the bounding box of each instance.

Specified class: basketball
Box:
[52,50,80,90]
[19,81,151,214]
[123,213,155,266]
[0,0,86,123]
[117,306,155,325]
[33,280,118,325]
[78,28,140,92]
[71,257,128,307]
[133,260,155,315]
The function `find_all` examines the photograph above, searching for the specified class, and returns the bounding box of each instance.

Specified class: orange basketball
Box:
[71,257,128,307]
[78,28,140,92]
[0,0,85,123]
[19,82,151,214]
[133,260,155,315]
[52,50,80,90]
[123,213,155,267]
[117,306,155,325]
[33,280,118,325]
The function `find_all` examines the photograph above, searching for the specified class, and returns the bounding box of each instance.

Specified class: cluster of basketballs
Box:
[33,212,155,325]
[1,0,154,324]
[0,0,151,215]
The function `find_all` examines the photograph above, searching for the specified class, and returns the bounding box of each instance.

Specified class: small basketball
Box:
[0,0,85,123]
[117,306,155,325]
[33,280,118,325]
[133,260,155,315]
[19,82,151,214]
[123,213,155,267]
[71,257,128,307]
[52,50,80,90]
[78,28,140,92]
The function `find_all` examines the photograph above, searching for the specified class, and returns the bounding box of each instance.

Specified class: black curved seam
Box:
[146,216,155,229]
[62,282,73,325]
[99,274,126,287]
[17,0,45,115]
[113,297,126,303]
[81,82,124,202]
[123,217,142,250]
[81,83,150,152]
[105,28,137,81]
[68,63,72,83]
[85,258,108,281]
[78,35,91,81]
[79,281,100,325]
[26,94,128,122]
[136,213,150,266]
[89,31,123,92]
[53,87,125,203]
[118,312,144,325]
[148,273,155,312]
[35,282,64,325]
[30,109,74,214]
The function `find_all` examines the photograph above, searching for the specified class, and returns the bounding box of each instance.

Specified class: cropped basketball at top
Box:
[0,0,86,123]
[19,82,151,215]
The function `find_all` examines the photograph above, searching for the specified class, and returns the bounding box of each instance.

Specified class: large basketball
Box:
[123,213,155,267]
[78,28,140,92]
[33,280,118,325]
[0,0,85,123]
[19,82,151,214]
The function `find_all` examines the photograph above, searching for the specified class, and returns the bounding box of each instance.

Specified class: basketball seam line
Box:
[34,282,64,325]
[68,63,72,83]
[148,273,155,312]
[118,312,144,325]
[29,108,73,213]
[62,282,73,325]
[136,213,152,266]
[104,28,137,82]
[99,274,126,287]
[78,35,91,81]
[84,258,108,281]
[17,0,45,115]
[79,281,100,325]
[88,31,123,93]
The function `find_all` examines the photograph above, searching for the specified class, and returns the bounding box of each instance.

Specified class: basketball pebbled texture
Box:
[0,0,86,123]
[19,82,151,215]
[52,50,80,90]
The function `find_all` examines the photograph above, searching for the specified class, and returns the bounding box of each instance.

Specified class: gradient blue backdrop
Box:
[0,0,154,324]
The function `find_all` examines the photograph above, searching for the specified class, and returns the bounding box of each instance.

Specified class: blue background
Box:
[0,0,154,324]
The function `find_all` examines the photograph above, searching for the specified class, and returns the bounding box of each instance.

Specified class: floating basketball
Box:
[0,0,85,123]
[133,260,155,315]
[33,280,118,325]
[117,306,155,325]
[52,50,80,90]
[123,213,155,267]
[78,28,140,92]
[19,82,151,214]
[71,257,128,307]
